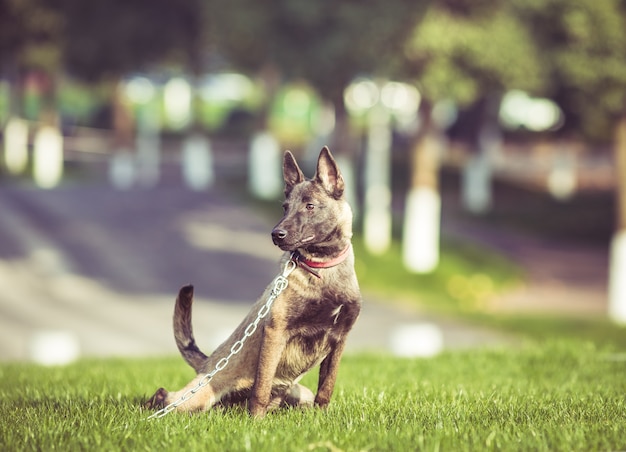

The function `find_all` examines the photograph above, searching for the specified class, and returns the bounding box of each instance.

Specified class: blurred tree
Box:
[0,0,63,117]
[406,0,545,108]
[57,0,204,144]
[400,0,546,271]
[512,0,626,142]
[404,0,546,193]
[59,0,203,82]
[210,0,429,151]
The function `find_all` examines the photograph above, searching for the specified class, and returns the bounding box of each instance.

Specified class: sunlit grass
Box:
[1,341,625,451]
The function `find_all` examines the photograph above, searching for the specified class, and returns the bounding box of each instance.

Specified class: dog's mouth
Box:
[275,234,316,251]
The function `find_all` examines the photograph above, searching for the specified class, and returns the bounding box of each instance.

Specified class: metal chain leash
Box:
[147,255,298,420]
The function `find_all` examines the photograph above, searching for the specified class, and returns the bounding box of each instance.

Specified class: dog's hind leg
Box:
[146,375,218,413]
[282,383,315,408]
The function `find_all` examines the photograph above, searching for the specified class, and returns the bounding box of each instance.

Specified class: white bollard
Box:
[547,151,577,200]
[33,125,63,189]
[182,134,214,191]
[609,230,626,324]
[30,330,80,366]
[389,323,444,357]
[4,117,29,174]
[402,186,441,273]
[248,131,282,200]
[108,148,136,190]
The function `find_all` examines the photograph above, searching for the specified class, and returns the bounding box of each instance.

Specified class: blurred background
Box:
[1,0,625,364]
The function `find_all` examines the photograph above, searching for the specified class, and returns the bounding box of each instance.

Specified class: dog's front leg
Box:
[249,322,287,418]
[315,338,348,408]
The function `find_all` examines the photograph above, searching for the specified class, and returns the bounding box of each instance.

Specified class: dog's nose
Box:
[272,228,288,242]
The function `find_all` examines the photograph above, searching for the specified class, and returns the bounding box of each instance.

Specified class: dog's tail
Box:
[173,284,209,373]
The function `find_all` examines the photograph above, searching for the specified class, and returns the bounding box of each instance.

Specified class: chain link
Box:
[147,255,297,419]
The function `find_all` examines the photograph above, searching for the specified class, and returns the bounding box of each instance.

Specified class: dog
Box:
[145,146,362,418]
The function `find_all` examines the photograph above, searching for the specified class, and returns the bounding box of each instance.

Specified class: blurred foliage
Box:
[57,0,203,82]
[404,0,545,106]
[56,78,108,124]
[0,0,203,83]
[269,82,322,147]
[511,0,626,141]
[209,0,431,107]
[0,0,63,72]
[2,0,626,144]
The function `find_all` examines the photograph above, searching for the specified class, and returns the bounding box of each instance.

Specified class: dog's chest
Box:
[285,292,360,333]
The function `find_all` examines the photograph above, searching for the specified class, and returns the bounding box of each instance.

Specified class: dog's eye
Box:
[306,203,315,211]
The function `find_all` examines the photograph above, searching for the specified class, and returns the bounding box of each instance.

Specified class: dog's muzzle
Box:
[271,228,288,245]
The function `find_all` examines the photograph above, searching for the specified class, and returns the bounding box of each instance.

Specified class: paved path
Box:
[443,215,609,316]
[0,167,509,364]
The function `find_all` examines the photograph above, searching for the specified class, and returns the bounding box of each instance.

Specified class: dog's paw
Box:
[248,402,268,419]
[314,396,331,409]
[144,387,168,410]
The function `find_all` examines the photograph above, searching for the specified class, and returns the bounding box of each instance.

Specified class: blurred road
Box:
[0,160,509,363]
[444,216,609,316]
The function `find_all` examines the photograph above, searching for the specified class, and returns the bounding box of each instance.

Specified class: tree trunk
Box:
[33,125,63,189]
[108,79,136,190]
[111,79,135,149]
[330,101,360,220]
[462,95,501,214]
[615,115,626,231]
[609,114,626,323]
[7,60,24,118]
[363,97,392,255]
[249,131,282,199]
[33,71,63,189]
[403,104,443,273]
[248,64,283,199]
[3,117,29,175]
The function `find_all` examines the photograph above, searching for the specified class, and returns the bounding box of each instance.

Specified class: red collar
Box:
[292,244,352,279]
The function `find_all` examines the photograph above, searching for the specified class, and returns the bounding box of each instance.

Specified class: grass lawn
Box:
[1,340,625,451]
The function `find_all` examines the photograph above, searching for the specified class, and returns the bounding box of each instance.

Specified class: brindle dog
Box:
[145,147,361,417]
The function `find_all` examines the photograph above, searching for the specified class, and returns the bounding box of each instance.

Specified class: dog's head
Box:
[271,147,352,253]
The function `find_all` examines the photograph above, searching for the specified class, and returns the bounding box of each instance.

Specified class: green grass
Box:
[352,236,522,313]
[1,340,625,451]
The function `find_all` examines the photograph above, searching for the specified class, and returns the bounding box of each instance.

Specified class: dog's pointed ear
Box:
[283,150,305,196]
[315,146,344,199]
